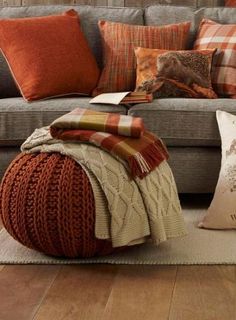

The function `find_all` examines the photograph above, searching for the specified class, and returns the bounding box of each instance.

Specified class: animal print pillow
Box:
[134,47,217,99]
[199,110,236,229]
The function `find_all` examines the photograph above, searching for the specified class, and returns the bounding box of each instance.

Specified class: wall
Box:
[1,0,225,8]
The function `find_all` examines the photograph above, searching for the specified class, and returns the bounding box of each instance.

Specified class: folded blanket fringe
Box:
[129,140,169,178]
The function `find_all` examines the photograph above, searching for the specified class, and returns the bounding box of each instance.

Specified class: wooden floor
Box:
[0,264,236,320]
[1,205,236,320]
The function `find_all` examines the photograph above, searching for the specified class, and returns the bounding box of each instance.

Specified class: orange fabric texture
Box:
[93,20,191,95]
[0,10,100,101]
[0,152,116,258]
[194,19,236,97]
[135,47,217,99]
[225,0,236,6]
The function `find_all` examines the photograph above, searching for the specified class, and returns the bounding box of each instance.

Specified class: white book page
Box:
[89,92,130,105]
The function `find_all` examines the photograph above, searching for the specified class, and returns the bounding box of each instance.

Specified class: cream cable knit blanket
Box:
[21,127,187,247]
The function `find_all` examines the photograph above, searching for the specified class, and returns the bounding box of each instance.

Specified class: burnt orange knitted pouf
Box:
[0,152,116,258]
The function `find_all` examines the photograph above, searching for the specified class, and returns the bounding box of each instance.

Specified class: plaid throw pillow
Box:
[194,19,236,98]
[93,20,191,96]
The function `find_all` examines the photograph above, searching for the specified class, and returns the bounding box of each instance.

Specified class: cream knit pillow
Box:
[199,110,236,229]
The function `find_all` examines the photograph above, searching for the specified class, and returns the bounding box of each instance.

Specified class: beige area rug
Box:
[1,206,236,265]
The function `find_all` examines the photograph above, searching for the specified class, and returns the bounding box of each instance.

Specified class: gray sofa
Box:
[0,4,236,193]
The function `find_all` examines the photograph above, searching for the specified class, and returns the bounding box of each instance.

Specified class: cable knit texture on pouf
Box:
[0,152,115,258]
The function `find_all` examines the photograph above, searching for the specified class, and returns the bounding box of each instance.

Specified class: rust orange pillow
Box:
[93,20,191,96]
[134,47,217,99]
[225,0,236,6]
[0,10,100,101]
[194,19,236,98]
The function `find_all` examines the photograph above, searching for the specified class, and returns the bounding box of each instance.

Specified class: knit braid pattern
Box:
[0,152,115,258]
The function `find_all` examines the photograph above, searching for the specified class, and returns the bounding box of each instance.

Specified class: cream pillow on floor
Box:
[199,110,236,229]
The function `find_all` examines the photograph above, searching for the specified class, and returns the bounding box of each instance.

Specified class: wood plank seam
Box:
[100,266,120,317]
[167,266,178,320]
[31,266,62,320]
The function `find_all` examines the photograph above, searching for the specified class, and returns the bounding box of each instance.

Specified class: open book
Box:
[90,91,153,105]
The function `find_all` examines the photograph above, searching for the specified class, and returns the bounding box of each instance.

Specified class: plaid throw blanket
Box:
[50,108,168,178]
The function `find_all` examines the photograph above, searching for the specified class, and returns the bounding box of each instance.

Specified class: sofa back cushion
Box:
[145,6,236,49]
[0,5,143,98]
[0,54,20,98]
[195,7,236,26]
[144,6,196,49]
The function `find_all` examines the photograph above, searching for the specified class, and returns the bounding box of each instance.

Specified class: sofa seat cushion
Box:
[168,146,221,193]
[0,97,126,146]
[128,98,236,147]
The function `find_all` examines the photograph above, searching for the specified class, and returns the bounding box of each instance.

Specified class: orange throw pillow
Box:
[225,0,236,6]
[194,19,236,97]
[93,20,191,96]
[0,10,100,101]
